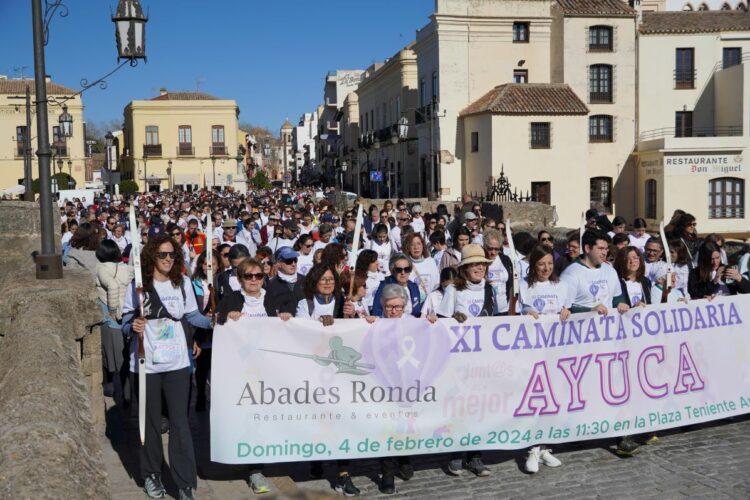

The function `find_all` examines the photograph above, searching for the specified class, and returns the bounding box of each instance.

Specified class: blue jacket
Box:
[371,276,422,317]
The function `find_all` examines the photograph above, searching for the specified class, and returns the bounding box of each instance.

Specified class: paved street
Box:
[102,395,750,499]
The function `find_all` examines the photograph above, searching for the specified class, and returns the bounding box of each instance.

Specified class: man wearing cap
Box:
[269,219,299,252]
[217,220,238,246]
[264,247,306,316]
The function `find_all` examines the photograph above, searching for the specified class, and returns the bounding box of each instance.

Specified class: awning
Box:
[173,173,200,185]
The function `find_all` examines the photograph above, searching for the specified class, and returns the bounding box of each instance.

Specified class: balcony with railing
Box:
[177,144,195,157]
[210,144,228,156]
[674,69,696,89]
[143,144,162,157]
[637,125,744,153]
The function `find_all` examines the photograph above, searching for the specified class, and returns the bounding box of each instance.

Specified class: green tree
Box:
[118,179,140,195]
[32,172,76,193]
[252,170,271,189]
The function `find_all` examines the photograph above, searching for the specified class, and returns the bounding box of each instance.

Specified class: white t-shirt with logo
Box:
[241,288,268,318]
[369,240,393,274]
[125,279,196,374]
[624,280,645,306]
[519,278,571,315]
[561,260,623,309]
[487,256,510,313]
[297,252,315,276]
[296,297,337,320]
[410,258,440,303]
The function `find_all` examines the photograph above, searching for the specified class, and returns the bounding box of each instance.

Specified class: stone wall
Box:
[0,200,110,499]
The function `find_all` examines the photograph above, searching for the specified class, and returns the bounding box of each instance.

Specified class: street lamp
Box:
[113,0,148,62]
[341,161,348,191]
[67,160,72,188]
[167,159,172,190]
[58,105,73,138]
[398,116,409,140]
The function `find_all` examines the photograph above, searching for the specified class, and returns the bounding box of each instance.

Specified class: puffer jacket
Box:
[96,261,134,320]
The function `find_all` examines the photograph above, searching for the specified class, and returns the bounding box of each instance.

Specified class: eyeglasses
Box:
[242,272,264,281]
[261,260,271,266]
[281,258,298,265]
[645,248,661,254]
[385,304,405,312]
[429,220,437,225]
[540,237,553,242]
[497,226,506,232]
[171,232,182,237]
[486,246,501,252]
[303,243,313,248]
[220,252,230,258]
[394,266,412,274]
[156,252,177,260]
[319,277,335,283]
[399,217,410,222]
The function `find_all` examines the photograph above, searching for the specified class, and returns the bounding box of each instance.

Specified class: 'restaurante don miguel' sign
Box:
[665,154,744,176]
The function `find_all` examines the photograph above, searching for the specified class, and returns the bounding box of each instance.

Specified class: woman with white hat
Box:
[436,243,496,477]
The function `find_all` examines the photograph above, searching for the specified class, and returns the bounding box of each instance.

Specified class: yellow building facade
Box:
[121,89,242,192]
[0,78,85,195]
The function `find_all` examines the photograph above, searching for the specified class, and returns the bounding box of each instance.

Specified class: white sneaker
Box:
[539,448,561,468]
[525,446,540,473]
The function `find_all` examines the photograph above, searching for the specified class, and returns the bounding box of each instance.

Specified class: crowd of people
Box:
[58,188,750,499]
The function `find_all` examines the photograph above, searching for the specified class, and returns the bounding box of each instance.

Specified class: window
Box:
[675,48,695,89]
[471,132,479,152]
[530,122,550,148]
[590,177,613,211]
[513,69,528,83]
[675,111,693,137]
[178,125,193,156]
[15,125,27,157]
[145,125,159,145]
[723,47,742,68]
[645,179,657,219]
[709,178,745,218]
[589,115,613,142]
[531,182,551,204]
[589,26,613,51]
[589,64,613,103]
[211,125,227,154]
[513,22,529,42]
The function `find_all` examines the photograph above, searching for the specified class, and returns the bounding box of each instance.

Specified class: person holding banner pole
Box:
[518,244,569,473]
[436,244,496,477]
[122,234,211,500]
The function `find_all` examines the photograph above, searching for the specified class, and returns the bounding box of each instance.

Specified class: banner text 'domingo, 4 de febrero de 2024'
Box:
[210,295,750,464]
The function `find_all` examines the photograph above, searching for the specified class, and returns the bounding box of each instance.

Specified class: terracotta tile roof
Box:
[640,11,750,34]
[460,84,589,117]
[556,0,636,17]
[0,78,76,95]
[151,91,219,101]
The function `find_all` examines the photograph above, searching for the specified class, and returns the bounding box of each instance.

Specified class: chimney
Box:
[159,87,167,96]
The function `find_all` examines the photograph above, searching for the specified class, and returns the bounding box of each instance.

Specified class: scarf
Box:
[278,270,298,284]
[410,255,425,264]
[466,279,486,292]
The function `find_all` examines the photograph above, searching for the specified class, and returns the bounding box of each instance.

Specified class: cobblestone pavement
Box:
[102,395,750,499]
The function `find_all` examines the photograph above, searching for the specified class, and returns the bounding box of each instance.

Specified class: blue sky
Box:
[0,0,433,133]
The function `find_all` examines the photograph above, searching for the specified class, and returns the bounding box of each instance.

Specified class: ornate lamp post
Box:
[31,0,147,279]
[167,159,173,190]
[67,160,73,188]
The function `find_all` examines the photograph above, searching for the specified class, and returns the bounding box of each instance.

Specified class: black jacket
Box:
[264,275,306,316]
[619,277,652,306]
[688,268,750,299]
[216,289,244,325]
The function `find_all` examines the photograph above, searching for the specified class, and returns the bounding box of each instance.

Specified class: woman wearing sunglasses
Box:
[122,234,211,500]
[371,253,422,318]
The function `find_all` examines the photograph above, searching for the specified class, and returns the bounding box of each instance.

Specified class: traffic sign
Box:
[283,172,292,182]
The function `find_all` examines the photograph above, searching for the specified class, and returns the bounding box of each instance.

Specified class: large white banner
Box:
[210,295,750,464]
